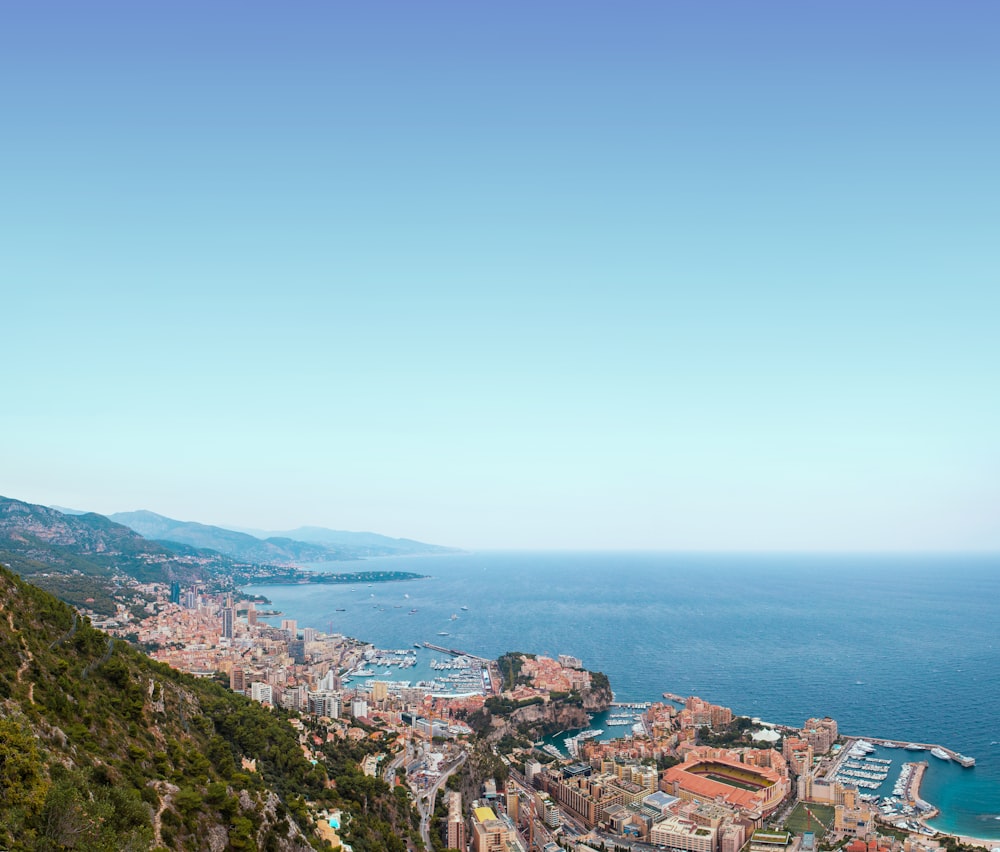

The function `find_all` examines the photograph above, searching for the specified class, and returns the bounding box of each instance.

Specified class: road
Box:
[416,751,467,850]
[383,741,412,787]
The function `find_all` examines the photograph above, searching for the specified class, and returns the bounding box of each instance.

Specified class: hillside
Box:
[0,563,421,851]
[0,563,321,850]
[0,497,249,615]
[0,497,175,572]
[109,511,339,566]
[111,510,456,563]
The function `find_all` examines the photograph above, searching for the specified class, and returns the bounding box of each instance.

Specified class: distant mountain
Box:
[108,510,335,565]
[246,524,458,555]
[111,510,456,563]
[0,496,241,612]
[49,504,88,515]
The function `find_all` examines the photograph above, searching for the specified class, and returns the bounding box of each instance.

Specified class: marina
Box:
[565,728,603,759]
[823,740,965,835]
[872,738,975,767]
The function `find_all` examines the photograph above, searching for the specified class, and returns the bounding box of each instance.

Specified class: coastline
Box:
[953,837,1000,851]
[244,551,1000,841]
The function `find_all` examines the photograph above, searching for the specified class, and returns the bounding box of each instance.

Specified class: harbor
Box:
[821,738,987,835]
[341,641,496,698]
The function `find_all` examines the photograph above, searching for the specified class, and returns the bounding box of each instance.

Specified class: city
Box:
[97,578,981,852]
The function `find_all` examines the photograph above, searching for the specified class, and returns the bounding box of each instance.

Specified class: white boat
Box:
[930,747,951,761]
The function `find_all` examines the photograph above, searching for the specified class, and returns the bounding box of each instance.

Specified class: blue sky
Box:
[3,1,998,550]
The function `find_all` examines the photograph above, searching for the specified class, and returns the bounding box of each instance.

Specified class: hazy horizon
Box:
[4,2,998,551]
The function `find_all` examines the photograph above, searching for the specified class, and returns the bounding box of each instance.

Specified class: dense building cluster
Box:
[115,583,965,852]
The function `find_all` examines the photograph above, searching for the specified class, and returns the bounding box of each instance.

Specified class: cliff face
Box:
[507,700,591,739]
[481,656,614,742]
[582,675,613,712]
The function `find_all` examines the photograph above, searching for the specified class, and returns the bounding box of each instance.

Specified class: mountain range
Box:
[109,509,455,565]
[0,495,451,615]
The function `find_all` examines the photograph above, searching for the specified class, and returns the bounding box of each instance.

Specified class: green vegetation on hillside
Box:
[0,562,422,851]
[0,563,322,850]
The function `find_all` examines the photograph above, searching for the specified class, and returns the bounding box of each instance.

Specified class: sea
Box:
[244,551,1000,841]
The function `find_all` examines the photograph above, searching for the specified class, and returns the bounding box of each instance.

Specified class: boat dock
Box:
[610,701,652,710]
[867,738,975,767]
[420,642,490,662]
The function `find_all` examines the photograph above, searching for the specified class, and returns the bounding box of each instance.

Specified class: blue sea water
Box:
[244,551,1000,839]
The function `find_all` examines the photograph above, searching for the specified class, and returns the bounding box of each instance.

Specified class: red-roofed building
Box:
[660,747,790,818]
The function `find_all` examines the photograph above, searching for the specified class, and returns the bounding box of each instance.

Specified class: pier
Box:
[421,642,490,662]
[610,701,652,710]
[863,737,975,767]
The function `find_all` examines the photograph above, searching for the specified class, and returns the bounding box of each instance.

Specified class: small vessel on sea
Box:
[460,605,469,611]
[437,631,450,636]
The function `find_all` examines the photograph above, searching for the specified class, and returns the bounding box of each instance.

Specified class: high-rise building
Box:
[471,806,513,852]
[542,797,561,829]
[318,669,340,692]
[280,685,307,711]
[802,718,839,754]
[302,627,317,643]
[280,619,297,638]
[221,607,234,639]
[506,781,520,824]
[447,791,466,850]
[230,666,246,693]
[250,682,273,705]
[307,690,341,718]
[246,602,257,625]
[169,582,181,604]
[371,681,388,703]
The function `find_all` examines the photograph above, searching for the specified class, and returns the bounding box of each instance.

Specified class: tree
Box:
[0,716,46,814]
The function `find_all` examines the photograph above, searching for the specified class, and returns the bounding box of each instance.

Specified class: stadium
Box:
[661,749,790,817]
